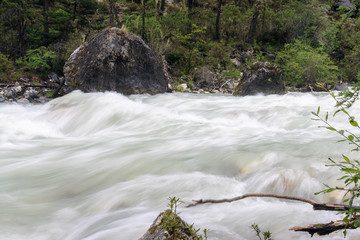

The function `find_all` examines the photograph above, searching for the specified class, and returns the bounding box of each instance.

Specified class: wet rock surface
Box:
[63,27,168,95]
[234,62,286,96]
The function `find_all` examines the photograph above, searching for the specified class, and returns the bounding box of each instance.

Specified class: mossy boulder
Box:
[234,62,286,96]
[139,210,201,240]
[63,27,168,95]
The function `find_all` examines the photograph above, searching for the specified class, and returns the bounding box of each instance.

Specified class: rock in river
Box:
[234,62,286,96]
[63,27,168,95]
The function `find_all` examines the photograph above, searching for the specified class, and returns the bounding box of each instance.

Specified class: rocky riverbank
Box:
[0,73,64,104]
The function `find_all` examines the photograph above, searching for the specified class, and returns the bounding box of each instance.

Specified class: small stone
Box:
[179,83,188,91]
[20,78,30,83]
[24,89,39,99]
[13,85,22,94]
[4,90,15,99]
[231,58,241,68]
[0,97,5,102]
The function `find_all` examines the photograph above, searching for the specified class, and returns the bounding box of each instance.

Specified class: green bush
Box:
[16,47,55,74]
[277,40,338,87]
[0,52,14,74]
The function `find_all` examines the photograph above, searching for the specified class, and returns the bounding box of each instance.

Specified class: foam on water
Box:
[1,91,360,239]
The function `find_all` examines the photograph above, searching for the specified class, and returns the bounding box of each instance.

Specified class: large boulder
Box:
[63,27,168,95]
[234,62,286,96]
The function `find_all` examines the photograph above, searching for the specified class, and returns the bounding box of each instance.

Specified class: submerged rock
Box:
[63,27,168,95]
[234,62,286,96]
[139,210,201,240]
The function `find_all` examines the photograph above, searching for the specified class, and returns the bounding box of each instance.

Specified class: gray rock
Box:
[24,89,39,100]
[13,85,22,94]
[193,66,217,90]
[267,53,276,60]
[48,72,60,83]
[63,27,168,95]
[335,82,348,91]
[239,52,250,62]
[234,62,287,96]
[4,90,16,99]
[333,0,355,10]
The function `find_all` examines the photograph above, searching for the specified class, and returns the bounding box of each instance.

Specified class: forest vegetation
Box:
[0,0,359,90]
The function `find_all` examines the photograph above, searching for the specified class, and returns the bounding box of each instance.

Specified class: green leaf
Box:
[350,120,359,127]
[348,135,354,141]
[341,168,360,173]
[326,127,336,131]
[317,106,320,115]
[343,155,350,163]
[325,112,329,121]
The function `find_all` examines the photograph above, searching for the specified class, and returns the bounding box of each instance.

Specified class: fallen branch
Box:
[0,84,49,88]
[290,215,360,236]
[185,193,360,236]
[186,193,353,211]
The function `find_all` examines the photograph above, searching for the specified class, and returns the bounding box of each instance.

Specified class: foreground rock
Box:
[234,62,286,96]
[139,210,201,240]
[63,27,168,95]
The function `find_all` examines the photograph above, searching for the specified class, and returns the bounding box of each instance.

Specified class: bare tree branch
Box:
[185,193,354,211]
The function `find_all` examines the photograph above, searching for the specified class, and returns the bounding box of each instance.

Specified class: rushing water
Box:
[1,91,360,240]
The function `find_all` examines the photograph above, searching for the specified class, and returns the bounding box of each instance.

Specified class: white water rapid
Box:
[1,91,360,240]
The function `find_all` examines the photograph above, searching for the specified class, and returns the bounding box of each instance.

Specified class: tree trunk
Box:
[215,0,222,41]
[109,0,114,25]
[188,0,193,12]
[159,0,166,15]
[42,0,49,36]
[17,2,26,57]
[247,2,260,43]
[108,0,121,27]
[142,0,146,41]
[73,0,77,21]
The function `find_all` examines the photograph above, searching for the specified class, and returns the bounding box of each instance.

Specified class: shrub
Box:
[0,52,14,74]
[313,88,360,236]
[277,40,338,87]
[16,47,55,74]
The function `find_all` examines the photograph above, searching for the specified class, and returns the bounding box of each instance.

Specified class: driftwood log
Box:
[290,216,360,236]
[185,193,360,236]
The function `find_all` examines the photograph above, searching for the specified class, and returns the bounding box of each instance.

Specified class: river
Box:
[1,91,360,239]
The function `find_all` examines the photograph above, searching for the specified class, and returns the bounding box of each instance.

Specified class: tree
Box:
[214,0,223,41]
[108,0,121,27]
[247,0,260,43]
